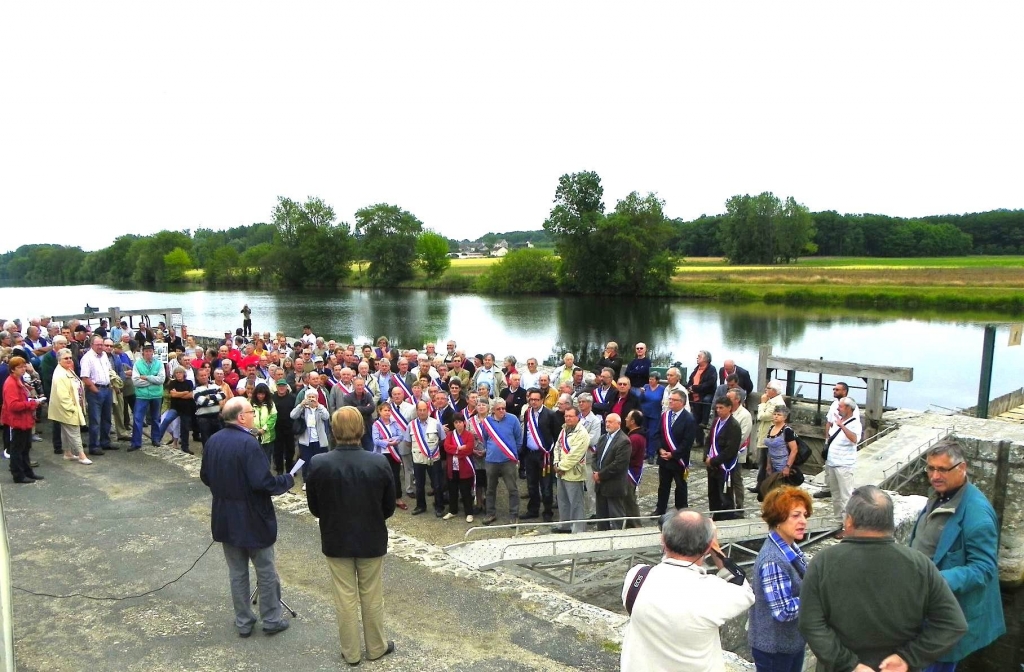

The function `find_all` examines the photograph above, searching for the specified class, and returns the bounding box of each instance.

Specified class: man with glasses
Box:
[520,388,558,522]
[908,440,1005,671]
[624,342,652,389]
[79,335,115,454]
[481,398,523,525]
[201,397,295,638]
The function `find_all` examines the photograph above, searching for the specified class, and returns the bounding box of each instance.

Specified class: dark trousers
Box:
[414,460,444,513]
[447,471,474,515]
[708,470,737,520]
[242,319,252,337]
[86,386,113,449]
[7,427,34,481]
[123,393,135,428]
[272,431,295,474]
[360,432,374,452]
[655,464,688,514]
[387,457,402,497]
[51,419,63,453]
[595,494,627,531]
[751,647,805,672]
[196,414,223,446]
[522,449,553,517]
[643,422,661,459]
[154,410,191,453]
[299,441,324,481]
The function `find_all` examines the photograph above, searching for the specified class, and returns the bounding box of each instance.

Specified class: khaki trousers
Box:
[325,555,387,664]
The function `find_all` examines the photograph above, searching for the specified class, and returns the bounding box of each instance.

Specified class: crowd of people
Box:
[0,312,1008,671]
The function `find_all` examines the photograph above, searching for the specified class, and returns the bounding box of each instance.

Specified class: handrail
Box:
[878,427,953,491]
[0,482,16,672]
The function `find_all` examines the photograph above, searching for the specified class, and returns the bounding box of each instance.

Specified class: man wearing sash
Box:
[726,389,753,513]
[387,386,416,498]
[704,397,742,521]
[371,402,407,511]
[592,368,616,418]
[653,391,697,516]
[623,410,646,528]
[469,399,491,512]
[480,398,523,526]
[374,358,394,402]
[342,377,376,452]
[328,367,354,414]
[552,408,590,533]
[576,393,603,516]
[404,401,446,517]
[520,389,559,522]
[593,413,632,531]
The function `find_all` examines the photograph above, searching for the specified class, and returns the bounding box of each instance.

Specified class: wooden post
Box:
[756,345,772,394]
[976,325,996,419]
[865,378,884,440]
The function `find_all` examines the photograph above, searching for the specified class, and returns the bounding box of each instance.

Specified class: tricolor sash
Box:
[392,374,413,401]
[661,411,686,468]
[375,419,401,462]
[595,386,610,404]
[628,464,643,487]
[447,394,458,412]
[452,430,464,471]
[526,410,551,476]
[390,403,409,432]
[336,381,353,396]
[707,418,738,479]
[470,416,486,443]
[483,417,518,463]
[412,419,438,461]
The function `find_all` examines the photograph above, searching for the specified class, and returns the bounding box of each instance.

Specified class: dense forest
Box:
[0,190,1021,288]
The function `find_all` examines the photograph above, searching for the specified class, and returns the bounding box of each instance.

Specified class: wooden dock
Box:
[994,403,1024,425]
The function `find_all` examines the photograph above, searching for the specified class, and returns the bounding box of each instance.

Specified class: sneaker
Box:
[301,483,307,492]
[78,458,93,465]
[32,435,42,442]
[2,450,8,459]
[442,512,454,520]
[466,515,474,523]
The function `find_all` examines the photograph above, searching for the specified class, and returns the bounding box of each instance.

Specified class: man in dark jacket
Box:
[593,413,632,531]
[717,359,754,397]
[520,388,560,522]
[653,390,697,515]
[200,397,294,638]
[704,397,742,521]
[306,406,396,666]
[341,376,375,451]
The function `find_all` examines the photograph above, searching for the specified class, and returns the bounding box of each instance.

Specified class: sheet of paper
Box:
[289,459,305,477]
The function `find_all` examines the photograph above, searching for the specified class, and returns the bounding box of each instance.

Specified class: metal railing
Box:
[878,427,954,492]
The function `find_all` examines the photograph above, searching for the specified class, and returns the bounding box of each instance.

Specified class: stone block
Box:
[976,440,1000,462]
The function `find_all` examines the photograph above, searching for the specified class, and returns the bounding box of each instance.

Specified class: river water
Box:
[2,284,1021,413]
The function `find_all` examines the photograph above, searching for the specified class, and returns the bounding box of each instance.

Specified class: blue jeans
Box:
[132,398,162,448]
[298,441,325,480]
[85,386,113,449]
[751,648,804,672]
[921,663,956,672]
[154,409,191,453]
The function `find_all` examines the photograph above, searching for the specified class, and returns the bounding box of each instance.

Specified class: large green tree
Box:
[270,196,354,286]
[718,192,815,264]
[416,231,451,279]
[355,203,423,285]
[542,171,606,292]
[602,192,676,294]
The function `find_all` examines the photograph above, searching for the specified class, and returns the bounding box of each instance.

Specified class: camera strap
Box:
[624,565,652,615]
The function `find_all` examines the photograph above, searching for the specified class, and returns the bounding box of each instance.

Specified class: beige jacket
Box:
[48,366,87,426]
[553,424,591,482]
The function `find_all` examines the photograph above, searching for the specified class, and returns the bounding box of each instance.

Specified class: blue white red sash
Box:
[390,403,409,432]
[336,381,353,396]
[662,411,686,468]
[447,394,458,412]
[483,417,518,463]
[595,386,609,404]
[470,416,486,443]
[526,410,550,475]
[452,430,464,471]
[412,419,438,461]
[707,418,737,477]
[628,464,643,487]
[392,374,413,401]
[375,419,401,462]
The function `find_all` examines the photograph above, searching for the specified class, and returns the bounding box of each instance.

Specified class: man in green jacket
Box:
[909,440,1006,671]
[799,485,967,672]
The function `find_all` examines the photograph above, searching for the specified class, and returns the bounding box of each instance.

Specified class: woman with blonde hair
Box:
[47,348,92,465]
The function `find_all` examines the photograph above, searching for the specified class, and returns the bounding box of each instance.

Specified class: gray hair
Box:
[556,393,572,407]
[221,397,249,424]
[844,485,894,534]
[926,438,965,464]
[52,336,68,348]
[577,393,594,404]
[698,349,712,364]
[492,398,506,409]
[727,388,747,404]
[839,396,858,412]
[772,405,790,418]
[667,367,681,379]
[767,380,785,395]
[661,509,715,557]
[57,347,73,360]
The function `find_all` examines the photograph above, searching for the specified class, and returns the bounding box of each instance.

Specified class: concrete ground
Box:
[2,427,620,672]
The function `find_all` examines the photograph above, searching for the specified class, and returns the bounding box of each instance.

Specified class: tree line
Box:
[1,181,1021,290]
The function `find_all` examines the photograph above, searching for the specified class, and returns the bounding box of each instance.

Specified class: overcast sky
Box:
[2,2,1022,253]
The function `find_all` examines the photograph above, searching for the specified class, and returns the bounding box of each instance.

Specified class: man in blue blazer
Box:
[201,397,295,638]
[908,440,1005,671]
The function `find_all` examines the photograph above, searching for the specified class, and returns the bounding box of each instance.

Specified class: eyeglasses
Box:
[925,462,963,475]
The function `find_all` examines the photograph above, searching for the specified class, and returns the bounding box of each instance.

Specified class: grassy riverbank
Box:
[185,256,1024,313]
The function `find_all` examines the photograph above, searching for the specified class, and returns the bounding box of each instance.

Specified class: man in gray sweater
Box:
[799,485,967,672]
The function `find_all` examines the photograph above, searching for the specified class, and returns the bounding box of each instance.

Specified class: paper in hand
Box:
[289,459,305,477]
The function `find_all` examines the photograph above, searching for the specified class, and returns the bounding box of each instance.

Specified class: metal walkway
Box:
[444,513,837,591]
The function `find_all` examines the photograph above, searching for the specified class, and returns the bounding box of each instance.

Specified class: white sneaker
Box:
[301,483,306,492]
[2,450,8,459]
[466,515,474,523]
[78,458,93,465]
[442,512,454,520]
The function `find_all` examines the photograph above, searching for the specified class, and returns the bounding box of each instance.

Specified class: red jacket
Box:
[2,376,38,430]
[443,430,476,479]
